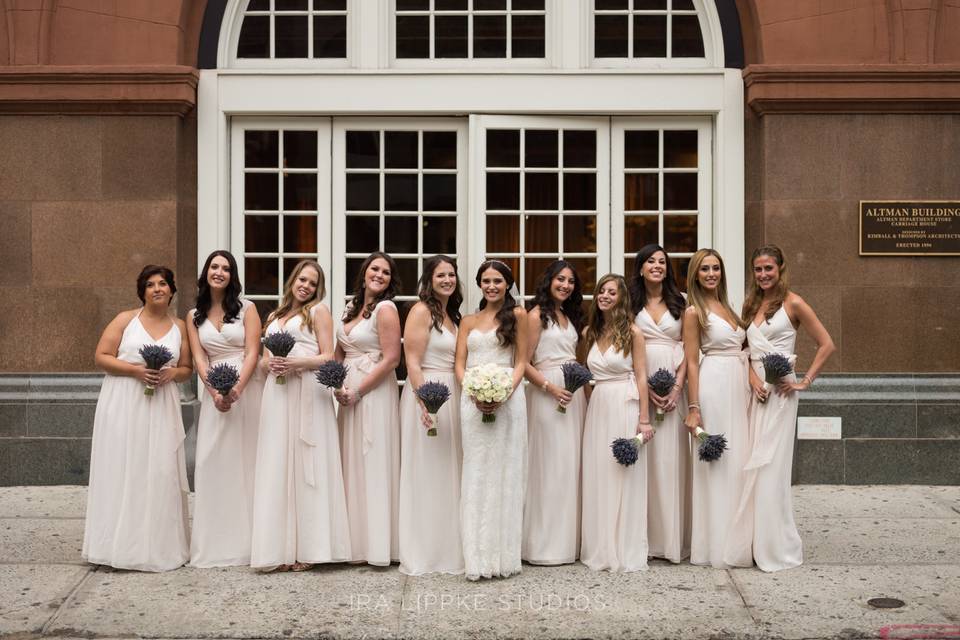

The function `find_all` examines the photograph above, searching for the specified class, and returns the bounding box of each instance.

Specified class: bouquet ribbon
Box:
[343,350,383,456]
[593,373,640,401]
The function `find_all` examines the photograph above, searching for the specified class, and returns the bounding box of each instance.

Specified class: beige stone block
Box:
[790,285,842,373]
[763,115,845,201]
[28,286,105,371]
[50,5,180,66]
[32,200,178,289]
[102,116,179,200]
[0,116,102,201]
[0,202,32,287]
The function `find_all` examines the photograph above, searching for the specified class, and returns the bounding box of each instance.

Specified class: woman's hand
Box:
[267,356,293,377]
[476,399,500,414]
[749,374,769,403]
[663,385,682,413]
[684,408,702,435]
[154,368,177,388]
[547,383,573,409]
[213,394,232,413]
[648,391,668,411]
[637,421,655,443]
[227,387,241,404]
[334,387,360,407]
[775,378,807,396]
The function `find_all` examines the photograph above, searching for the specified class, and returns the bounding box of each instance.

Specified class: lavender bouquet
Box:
[314,360,349,391]
[647,368,677,423]
[760,353,794,403]
[693,427,728,462]
[416,381,451,437]
[207,362,240,398]
[611,433,648,467]
[558,362,593,414]
[139,344,174,396]
[262,331,297,385]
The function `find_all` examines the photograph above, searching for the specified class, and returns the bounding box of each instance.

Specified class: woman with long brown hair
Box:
[681,249,752,569]
[579,274,652,572]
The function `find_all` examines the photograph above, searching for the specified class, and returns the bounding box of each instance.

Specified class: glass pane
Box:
[624,130,658,168]
[624,215,658,252]
[423,216,457,254]
[474,15,507,58]
[282,257,309,283]
[525,173,559,210]
[346,174,379,210]
[487,130,520,167]
[275,15,308,58]
[423,132,457,169]
[284,131,317,168]
[486,172,520,210]
[396,15,430,58]
[385,216,419,253]
[436,0,468,9]
[633,14,667,57]
[563,130,596,169]
[595,0,627,8]
[663,130,698,168]
[345,257,365,291]
[487,257,519,282]
[624,173,658,210]
[563,215,597,252]
[346,131,379,169]
[246,257,278,295]
[474,0,506,9]
[346,216,379,253]
[423,174,457,211]
[245,173,279,210]
[247,0,269,10]
[253,299,277,324]
[512,0,543,9]
[524,215,558,252]
[563,173,596,211]
[486,215,519,252]
[394,259,418,295]
[384,174,419,211]
[594,15,627,58]
[671,257,691,293]
[237,15,269,58]
[385,131,419,169]
[672,14,705,57]
[634,0,665,8]
[663,173,697,210]
[397,0,429,9]
[245,215,279,252]
[284,173,317,210]
[673,0,695,8]
[276,0,307,10]
[525,130,558,168]
[314,15,347,58]
[283,215,317,252]
[524,257,555,294]
[566,258,597,293]
[663,215,697,253]
[315,0,346,9]
[245,130,278,168]
[435,15,468,58]
[511,15,544,58]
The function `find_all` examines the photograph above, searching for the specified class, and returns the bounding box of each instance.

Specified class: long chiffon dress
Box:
[190,300,263,567]
[398,325,464,575]
[82,311,190,572]
[636,308,691,563]
[580,343,648,572]
[337,300,401,566]
[522,318,585,565]
[250,310,351,568]
[728,306,802,571]
[460,328,527,580]
[689,312,752,569]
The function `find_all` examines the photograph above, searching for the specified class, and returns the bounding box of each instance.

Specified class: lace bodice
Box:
[466,329,514,369]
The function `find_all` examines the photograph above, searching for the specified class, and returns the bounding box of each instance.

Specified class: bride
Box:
[454,260,529,580]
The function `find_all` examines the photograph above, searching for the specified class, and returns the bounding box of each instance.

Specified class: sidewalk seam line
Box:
[727,568,763,631]
[39,563,97,636]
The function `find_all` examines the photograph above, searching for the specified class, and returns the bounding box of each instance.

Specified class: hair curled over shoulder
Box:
[343,252,401,323]
[194,250,243,328]
[628,244,685,320]
[741,244,790,324]
[416,255,463,331]
[526,259,584,335]
[476,259,518,347]
[136,265,176,305]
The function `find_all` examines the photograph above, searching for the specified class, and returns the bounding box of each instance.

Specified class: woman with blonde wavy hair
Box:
[250,260,351,572]
[579,274,653,572]
[681,249,752,569]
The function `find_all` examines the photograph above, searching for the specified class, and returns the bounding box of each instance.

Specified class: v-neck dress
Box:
[82,311,190,572]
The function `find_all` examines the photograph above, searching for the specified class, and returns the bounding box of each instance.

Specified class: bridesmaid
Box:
[83,265,192,572]
[335,251,402,567]
[580,274,653,572]
[398,255,464,575]
[681,249,752,569]
[251,260,351,571]
[186,250,263,567]
[731,245,835,571]
[629,244,690,563]
[522,260,586,565]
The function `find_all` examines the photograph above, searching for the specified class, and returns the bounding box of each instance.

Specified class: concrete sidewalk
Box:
[0,485,958,640]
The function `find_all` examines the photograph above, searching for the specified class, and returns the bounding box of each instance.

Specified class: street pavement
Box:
[0,485,958,639]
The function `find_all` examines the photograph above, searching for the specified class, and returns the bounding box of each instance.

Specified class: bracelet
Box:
[542,380,549,392]
[638,421,651,426]
[688,402,701,411]
[673,383,682,390]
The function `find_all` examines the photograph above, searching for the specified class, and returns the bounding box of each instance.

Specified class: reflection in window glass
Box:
[594,0,704,60]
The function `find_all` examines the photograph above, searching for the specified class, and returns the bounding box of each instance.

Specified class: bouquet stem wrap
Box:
[694,426,728,462]
[462,363,513,425]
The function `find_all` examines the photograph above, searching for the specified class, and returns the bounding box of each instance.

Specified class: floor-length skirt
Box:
[522,367,585,565]
[339,368,400,566]
[690,356,752,568]
[82,376,189,572]
[580,381,648,572]
[250,372,351,568]
[191,370,263,567]
[398,372,464,575]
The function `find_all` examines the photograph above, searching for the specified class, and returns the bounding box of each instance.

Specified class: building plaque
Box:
[860,200,960,256]
[797,417,842,440]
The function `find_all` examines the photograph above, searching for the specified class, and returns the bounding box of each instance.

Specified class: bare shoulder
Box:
[111,308,139,327]
[460,313,478,330]
[629,324,643,337]
[408,301,431,321]
[312,302,332,320]
[512,305,528,319]
[172,316,188,332]
[527,306,541,320]
[683,305,699,319]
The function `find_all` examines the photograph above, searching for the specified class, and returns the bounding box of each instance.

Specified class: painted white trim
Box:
[197,69,230,268]
[715,68,746,308]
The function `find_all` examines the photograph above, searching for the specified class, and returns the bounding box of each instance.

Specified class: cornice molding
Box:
[743,64,960,115]
[0,66,199,116]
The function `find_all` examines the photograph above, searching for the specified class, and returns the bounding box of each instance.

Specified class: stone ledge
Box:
[0,373,197,403]
[800,373,960,405]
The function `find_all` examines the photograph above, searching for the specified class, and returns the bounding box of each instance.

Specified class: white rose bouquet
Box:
[462,363,513,424]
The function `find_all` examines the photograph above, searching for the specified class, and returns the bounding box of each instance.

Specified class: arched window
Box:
[592,0,710,65]
[234,0,349,63]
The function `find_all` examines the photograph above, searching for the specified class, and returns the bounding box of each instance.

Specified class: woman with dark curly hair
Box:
[335,251,402,567]
[521,260,585,566]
